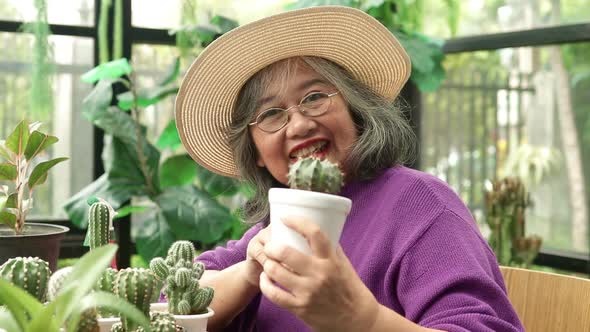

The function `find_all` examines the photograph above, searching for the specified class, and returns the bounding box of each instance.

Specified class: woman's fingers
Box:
[259,271,298,308]
[281,216,332,258]
[264,241,311,274]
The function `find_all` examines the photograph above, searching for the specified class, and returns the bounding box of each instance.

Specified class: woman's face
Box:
[249,65,358,185]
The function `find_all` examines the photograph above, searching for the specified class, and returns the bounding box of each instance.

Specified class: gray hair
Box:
[227,56,416,224]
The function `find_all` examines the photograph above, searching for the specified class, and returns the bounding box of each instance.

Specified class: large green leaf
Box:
[195,162,240,197]
[81,58,132,83]
[0,278,44,330]
[5,120,29,155]
[134,209,176,261]
[159,154,197,189]
[82,80,113,123]
[27,300,60,332]
[210,15,239,34]
[28,157,68,190]
[0,162,17,180]
[156,185,235,243]
[410,59,446,92]
[156,119,182,150]
[114,204,149,219]
[0,140,14,162]
[24,130,58,160]
[5,193,17,208]
[116,85,179,111]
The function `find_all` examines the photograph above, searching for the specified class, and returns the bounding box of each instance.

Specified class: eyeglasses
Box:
[248,91,339,133]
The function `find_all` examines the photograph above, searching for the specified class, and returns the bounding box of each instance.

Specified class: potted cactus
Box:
[268,157,352,255]
[149,240,214,332]
[0,119,69,271]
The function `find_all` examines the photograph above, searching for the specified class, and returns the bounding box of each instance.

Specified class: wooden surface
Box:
[500,266,590,332]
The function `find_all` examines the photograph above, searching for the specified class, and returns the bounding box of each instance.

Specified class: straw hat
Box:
[175,5,411,178]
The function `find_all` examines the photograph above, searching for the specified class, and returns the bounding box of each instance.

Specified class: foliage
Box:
[0,245,151,332]
[20,0,55,118]
[287,0,460,92]
[63,58,248,262]
[0,120,68,234]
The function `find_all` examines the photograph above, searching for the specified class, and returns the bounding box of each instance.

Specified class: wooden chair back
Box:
[500,266,590,332]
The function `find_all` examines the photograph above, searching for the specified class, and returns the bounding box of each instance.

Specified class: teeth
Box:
[291,141,327,158]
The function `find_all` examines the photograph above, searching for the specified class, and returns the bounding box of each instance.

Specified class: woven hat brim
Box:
[176,6,411,178]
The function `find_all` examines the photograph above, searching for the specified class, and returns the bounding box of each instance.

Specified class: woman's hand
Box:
[244,224,271,287]
[259,216,379,332]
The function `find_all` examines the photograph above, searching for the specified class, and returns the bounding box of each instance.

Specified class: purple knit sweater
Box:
[197,166,524,331]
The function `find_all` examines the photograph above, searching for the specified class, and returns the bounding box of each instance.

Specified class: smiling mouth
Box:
[289,141,329,161]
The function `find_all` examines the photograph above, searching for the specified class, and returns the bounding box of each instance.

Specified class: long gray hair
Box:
[227,56,416,224]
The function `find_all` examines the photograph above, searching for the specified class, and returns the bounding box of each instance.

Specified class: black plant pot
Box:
[0,222,69,272]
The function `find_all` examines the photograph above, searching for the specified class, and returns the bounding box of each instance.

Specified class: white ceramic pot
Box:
[149,303,214,332]
[97,316,120,332]
[268,188,352,255]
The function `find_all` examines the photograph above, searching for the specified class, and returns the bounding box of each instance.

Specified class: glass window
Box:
[420,43,590,255]
[0,32,94,218]
[0,0,94,26]
[423,0,590,39]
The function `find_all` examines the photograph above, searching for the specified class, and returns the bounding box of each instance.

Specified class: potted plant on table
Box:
[149,240,214,332]
[269,157,351,255]
[0,120,69,271]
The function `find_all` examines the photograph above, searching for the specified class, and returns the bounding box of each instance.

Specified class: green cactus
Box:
[88,198,116,250]
[287,157,344,194]
[149,241,214,315]
[48,266,100,332]
[113,268,158,331]
[485,177,542,268]
[96,267,118,318]
[0,256,51,302]
[149,311,184,332]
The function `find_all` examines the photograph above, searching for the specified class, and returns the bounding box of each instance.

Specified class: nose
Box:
[285,107,317,138]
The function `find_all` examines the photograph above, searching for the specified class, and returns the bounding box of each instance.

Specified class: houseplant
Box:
[149,240,214,332]
[269,157,351,255]
[0,120,69,271]
[0,244,151,332]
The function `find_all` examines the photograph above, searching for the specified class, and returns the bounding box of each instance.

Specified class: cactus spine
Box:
[113,268,158,331]
[288,157,344,194]
[485,177,542,267]
[149,241,213,315]
[0,257,51,302]
[88,198,116,250]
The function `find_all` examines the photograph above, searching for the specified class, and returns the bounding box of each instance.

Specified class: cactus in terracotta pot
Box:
[287,157,344,194]
[149,241,214,315]
[113,268,159,331]
[0,256,51,302]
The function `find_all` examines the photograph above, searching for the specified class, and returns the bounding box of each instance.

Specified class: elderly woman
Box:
[175,6,524,332]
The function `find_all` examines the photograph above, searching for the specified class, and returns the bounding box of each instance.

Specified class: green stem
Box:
[113,0,123,59]
[98,0,111,63]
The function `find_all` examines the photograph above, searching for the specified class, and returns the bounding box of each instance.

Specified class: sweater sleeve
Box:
[197,222,264,270]
[396,208,524,332]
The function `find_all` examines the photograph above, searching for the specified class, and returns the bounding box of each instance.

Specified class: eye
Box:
[257,108,284,122]
[302,92,326,104]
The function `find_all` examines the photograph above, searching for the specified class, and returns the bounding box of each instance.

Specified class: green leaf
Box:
[0,163,17,180]
[0,211,16,229]
[53,244,118,324]
[27,300,60,332]
[82,80,113,123]
[5,120,30,155]
[0,307,21,332]
[159,154,197,189]
[156,185,234,243]
[81,58,132,84]
[28,157,68,190]
[135,209,176,261]
[156,119,182,150]
[158,57,181,86]
[114,205,149,219]
[0,140,14,162]
[0,278,44,330]
[411,60,446,92]
[116,85,178,111]
[24,130,59,160]
[195,163,240,197]
[5,193,17,209]
[210,15,239,34]
[71,291,151,332]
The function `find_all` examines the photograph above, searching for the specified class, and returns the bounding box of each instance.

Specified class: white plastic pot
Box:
[97,316,120,332]
[268,188,352,255]
[150,302,214,332]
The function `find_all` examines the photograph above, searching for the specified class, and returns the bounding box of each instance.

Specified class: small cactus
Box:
[96,267,118,318]
[0,256,51,302]
[88,198,116,251]
[113,268,158,331]
[287,157,344,194]
[149,241,213,315]
[150,312,184,332]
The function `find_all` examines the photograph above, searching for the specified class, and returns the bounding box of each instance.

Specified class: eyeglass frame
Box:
[248,91,340,133]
